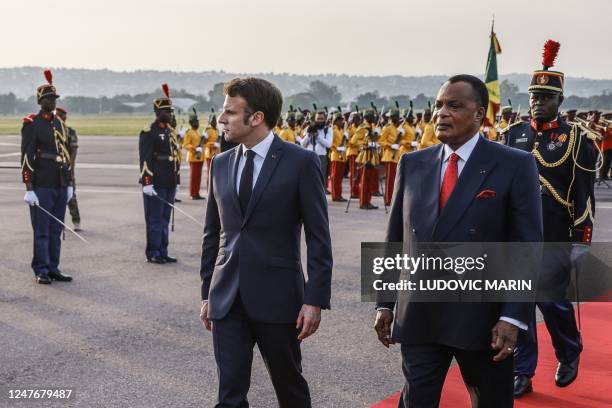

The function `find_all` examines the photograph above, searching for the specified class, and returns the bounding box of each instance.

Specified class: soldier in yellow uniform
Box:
[399,109,417,157]
[418,108,440,149]
[346,111,363,198]
[353,108,380,209]
[273,116,284,135]
[499,105,512,131]
[329,112,348,202]
[278,111,298,144]
[181,109,205,199]
[378,108,402,206]
[203,111,219,189]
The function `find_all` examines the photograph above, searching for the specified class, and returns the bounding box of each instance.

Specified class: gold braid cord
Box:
[532,127,575,168]
[574,197,594,226]
[539,174,572,208]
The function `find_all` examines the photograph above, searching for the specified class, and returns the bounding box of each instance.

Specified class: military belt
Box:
[37,152,64,163]
[154,155,175,161]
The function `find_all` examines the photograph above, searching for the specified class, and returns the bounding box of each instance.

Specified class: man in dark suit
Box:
[374,75,543,407]
[199,77,333,408]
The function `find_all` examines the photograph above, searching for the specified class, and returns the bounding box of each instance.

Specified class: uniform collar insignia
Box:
[530,117,559,131]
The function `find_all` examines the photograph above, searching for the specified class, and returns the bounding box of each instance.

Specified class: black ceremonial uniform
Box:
[22,112,71,189]
[139,119,181,261]
[21,110,72,279]
[503,118,595,243]
[504,40,595,393]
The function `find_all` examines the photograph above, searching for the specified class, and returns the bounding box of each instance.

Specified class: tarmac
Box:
[0,135,610,407]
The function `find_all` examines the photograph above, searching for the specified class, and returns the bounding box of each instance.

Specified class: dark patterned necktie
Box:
[239,150,255,214]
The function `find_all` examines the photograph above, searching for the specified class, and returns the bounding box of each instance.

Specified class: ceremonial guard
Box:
[203,110,220,185]
[399,108,417,157]
[503,41,595,397]
[352,108,380,209]
[56,107,82,231]
[139,84,181,264]
[346,111,363,198]
[181,108,205,199]
[329,111,348,201]
[278,110,298,143]
[378,107,402,207]
[417,108,440,149]
[21,69,73,284]
[499,105,513,131]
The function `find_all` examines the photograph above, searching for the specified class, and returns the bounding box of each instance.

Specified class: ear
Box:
[250,111,266,127]
[475,106,485,123]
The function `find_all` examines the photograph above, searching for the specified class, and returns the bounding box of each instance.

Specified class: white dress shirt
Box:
[236,131,275,193]
[439,131,480,187]
[300,126,332,156]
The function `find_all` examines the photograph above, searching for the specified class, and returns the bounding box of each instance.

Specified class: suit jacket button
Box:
[469,228,476,234]
[412,228,416,234]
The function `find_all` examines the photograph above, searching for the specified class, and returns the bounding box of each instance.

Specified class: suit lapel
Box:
[417,145,444,240]
[227,146,242,216]
[242,136,284,226]
[433,136,496,241]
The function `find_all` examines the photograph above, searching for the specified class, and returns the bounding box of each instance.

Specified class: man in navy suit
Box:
[199,77,333,408]
[374,75,543,407]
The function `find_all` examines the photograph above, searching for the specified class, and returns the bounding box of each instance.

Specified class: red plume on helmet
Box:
[43,69,53,85]
[541,40,560,70]
[161,83,170,99]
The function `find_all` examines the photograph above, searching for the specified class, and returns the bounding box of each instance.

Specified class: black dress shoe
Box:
[372,192,383,197]
[147,256,166,264]
[360,203,379,210]
[36,275,52,284]
[174,198,182,203]
[332,197,348,202]
[350,195,359,199]
[556,356,580,387]
[163,256,177,263]
[513,374,533,398]
[48,270,73,282]
[191,195,205,200]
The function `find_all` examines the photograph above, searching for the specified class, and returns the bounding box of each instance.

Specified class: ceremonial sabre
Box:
[154,195,204,227]
[35,204,89,244]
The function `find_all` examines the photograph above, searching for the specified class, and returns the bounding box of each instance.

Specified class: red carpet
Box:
[372,303,612,408]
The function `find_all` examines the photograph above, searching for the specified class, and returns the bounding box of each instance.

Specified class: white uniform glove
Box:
[374,127,381,135]
[143,185,157,196]
[571,244,589,265]
[336,146,346,152]
[24,191,39,206]
[398,128,405,136]
[66,186,74,202]
[214,142,220,148]
[343,131,349,140]
[411,141,418,147]
[369,142,378,148]
[195,147,203,153]
[391,144,399,150]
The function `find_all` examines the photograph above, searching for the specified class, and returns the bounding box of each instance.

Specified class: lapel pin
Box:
[271,153,277,160]
[480,170,487,175]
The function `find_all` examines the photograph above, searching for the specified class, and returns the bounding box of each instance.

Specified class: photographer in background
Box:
[301,110,332,183]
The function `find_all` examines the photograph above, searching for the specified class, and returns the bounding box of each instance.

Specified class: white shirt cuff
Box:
[500,316,527,330]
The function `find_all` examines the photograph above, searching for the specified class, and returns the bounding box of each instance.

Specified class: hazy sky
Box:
[3,0,610,78]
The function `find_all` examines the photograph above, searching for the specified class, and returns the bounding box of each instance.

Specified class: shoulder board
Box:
[141,124,151,132]
[23,113,36,124]
[501,121,524,134]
